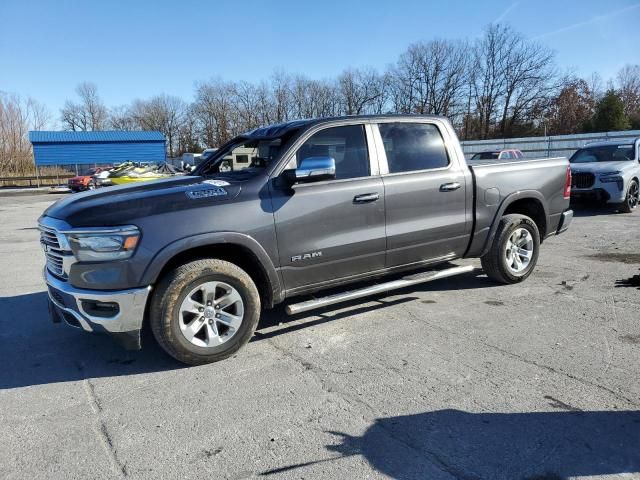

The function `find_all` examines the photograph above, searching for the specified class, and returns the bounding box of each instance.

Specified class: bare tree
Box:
[193,79,236,147]
[616,64,640,117]
[131,94,187,156]
[60,82,108,131]
[177,104,201,154]
[109,105,137,130]
[496,29,557,136]
[470,24,557,139]
[270,70,293,123]
[391,40,468,123]
[588,72,605,103]
[338,68,386,115]
[0,94,51,174]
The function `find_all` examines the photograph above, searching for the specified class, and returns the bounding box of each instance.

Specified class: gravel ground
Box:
[0,194,639,480]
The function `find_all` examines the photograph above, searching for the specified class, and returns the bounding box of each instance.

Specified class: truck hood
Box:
[43,175,242,227]
[570,161,633,174]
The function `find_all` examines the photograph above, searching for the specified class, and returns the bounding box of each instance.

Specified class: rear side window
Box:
[379,123,449,173]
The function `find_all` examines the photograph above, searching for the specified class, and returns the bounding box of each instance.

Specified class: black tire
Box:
[618,179,638,214]
[481,214,540,284]
[149,259,261,365]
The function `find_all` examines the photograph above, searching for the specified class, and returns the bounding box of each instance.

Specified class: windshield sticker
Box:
[203,179,230,186]
[186,187,228,199]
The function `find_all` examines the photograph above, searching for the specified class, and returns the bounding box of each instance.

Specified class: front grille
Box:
[572,172,595,189]
[39,225,71,279]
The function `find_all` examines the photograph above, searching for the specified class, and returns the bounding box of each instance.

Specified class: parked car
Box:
[569,138,640,213]
[67,167,107,192]
[39,115,573,365]
[470,149,524,161]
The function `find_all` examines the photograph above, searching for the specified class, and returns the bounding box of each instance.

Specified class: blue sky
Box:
[1,0,639,115]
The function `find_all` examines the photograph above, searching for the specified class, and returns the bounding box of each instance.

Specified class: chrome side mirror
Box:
[286,156,336,183]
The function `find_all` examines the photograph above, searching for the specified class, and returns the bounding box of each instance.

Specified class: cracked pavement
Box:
[0,194,639,479]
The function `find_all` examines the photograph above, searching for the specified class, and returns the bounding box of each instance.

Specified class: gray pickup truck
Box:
[39,115,573,365]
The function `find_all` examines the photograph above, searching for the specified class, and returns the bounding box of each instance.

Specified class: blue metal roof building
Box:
[29,131,166,166]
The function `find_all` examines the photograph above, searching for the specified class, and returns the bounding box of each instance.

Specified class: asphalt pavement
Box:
[0,194,638,480]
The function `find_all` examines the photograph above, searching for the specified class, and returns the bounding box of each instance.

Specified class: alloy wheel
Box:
[505,228,534,274]
[628,182,639,210]
[178,281,244,348]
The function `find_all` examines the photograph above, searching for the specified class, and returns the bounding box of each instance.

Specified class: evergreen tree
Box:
[591,90,630,131]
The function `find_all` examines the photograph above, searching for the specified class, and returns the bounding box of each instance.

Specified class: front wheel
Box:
[481,214,540,284]
[618,179,639,214]
[149,259,261,365]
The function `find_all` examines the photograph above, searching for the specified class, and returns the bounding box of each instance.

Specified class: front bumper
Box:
[44,268,151,349]
[571,180,626,204]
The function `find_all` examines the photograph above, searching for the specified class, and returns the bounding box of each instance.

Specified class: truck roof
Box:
[243,114,448,138]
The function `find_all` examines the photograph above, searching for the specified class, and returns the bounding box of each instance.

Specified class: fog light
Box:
[80,300,120,318]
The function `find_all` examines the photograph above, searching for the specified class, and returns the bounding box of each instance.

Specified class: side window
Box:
[296,125,369,180]
[379,123,449,173]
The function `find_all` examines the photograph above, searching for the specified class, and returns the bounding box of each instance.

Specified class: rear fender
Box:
[478,190,549,257]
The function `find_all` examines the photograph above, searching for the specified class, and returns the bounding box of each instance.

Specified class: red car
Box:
[67,167,107,192]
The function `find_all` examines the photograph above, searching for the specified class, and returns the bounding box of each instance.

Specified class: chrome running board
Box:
[285,264,476,315]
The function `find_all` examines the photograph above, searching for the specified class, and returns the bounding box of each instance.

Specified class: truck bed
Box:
[465,157,569,257]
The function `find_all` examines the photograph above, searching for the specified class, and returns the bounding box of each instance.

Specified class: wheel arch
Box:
[141,232,283,309]
[480,191,548,257]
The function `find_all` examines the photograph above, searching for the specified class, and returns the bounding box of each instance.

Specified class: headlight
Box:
[66,226,140,261]
[600,176,622,183]
[598,174,624,190]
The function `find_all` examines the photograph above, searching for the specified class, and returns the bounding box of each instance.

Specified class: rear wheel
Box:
[150,259,261,365]
[619,179,638,214]
[481,214,540,284]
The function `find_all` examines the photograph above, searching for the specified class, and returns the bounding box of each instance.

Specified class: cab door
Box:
[374,121,471,268]
[270,123,386,293]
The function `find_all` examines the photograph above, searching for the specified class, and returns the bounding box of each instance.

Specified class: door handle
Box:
[353,193,380,203]
[440,182,461,192]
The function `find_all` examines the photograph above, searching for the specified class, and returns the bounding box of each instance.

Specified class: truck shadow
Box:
[263,409,640,479]
[0,291,184,390]
[570,201,622,217]
[255,267,495,340]
[615,270,640,289]
[0,269,494,390]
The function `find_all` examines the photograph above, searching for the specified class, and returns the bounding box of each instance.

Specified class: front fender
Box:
[140,231,284,304]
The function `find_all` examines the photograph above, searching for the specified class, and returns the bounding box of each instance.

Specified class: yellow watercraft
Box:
[110,172,170,185]
[108,163,176,185]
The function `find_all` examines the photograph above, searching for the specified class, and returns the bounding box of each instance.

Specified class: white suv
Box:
[570,138,640,213]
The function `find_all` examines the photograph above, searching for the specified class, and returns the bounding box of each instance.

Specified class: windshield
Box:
[195,132,297,178]
[471,152,499,160]
[570,145,635,163]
